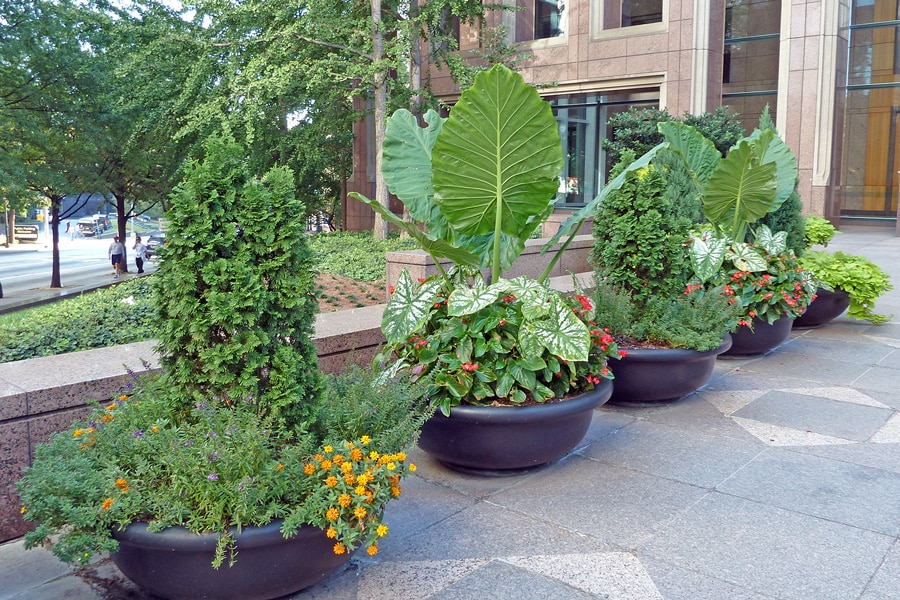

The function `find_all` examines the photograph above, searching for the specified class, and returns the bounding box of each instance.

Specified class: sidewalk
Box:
[2,227,899,600]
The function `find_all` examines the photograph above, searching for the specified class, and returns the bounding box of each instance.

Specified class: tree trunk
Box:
[50,200,62,288]
[371,0,390,241]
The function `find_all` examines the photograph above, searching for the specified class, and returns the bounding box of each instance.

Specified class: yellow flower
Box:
[119,394,128,401]
[338,494,352,508]
[325,507,340,521]
[276,463,284,472]
[356,473,370,486]
[326,527,337,539]
[151,425,159,433]
[303,463,315,475]
[340,462,353,474]
[20,506,26,514]
[323,445,333,454]
[360,435,370,445]
[386,462,396,471]
[106,403,117,412]
[73,429,84,438]
[354,485,366,496]
[409,463,417,472]
[376,524,389,537]
[333,542,346,555]
[353,506,367,520]
[368,451,379,461]
[366,545,378,556]
[101,498,114,510]
[325,476,338,488]
[396,452,407,462]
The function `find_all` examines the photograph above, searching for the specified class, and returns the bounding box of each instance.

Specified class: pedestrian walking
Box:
[133,235,147,274]
[108,235,124,279]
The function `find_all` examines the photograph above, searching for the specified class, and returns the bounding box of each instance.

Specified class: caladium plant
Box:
[352,65,635,413]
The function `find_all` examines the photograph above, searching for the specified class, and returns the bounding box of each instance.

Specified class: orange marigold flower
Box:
[73,429,84,438]
[391,485,402,497]
[326,527,337,539]
[367,545,379,556]
[343,473,356,485]
[151,425,159,433]
[303,463,315,475]
[325,476,338,487]
[333,542,346,555]
[106,403,117,412]
[353,506,367,519]
[350,448,363,461]
[326,507,340,521]
[320,460,333,471]
[102,413,114,423]
[102,498,114,510]
[338,494,352,508]
[332,454,344,465]
[314,454,324,461]
[115,478,128,489]
[354,484,367,496]
[341,462,353,474]
[119,394,128,401]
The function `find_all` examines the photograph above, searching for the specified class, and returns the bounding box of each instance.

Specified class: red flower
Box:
[461,362,479,372]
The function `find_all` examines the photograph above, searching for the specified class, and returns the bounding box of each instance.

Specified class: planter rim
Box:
[618,335,732,363]
[443,379,612,424]
[112,519,301,552]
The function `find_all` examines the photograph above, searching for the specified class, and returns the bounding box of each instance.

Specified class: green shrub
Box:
[0,279,156,363]
[799,250,893,323]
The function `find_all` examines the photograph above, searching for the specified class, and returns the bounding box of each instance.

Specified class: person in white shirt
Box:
[133,235,147,274]
[108,235,124,279]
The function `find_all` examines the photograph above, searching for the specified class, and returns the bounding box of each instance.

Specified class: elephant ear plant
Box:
[352,64,671,415]
[659,119,818,327]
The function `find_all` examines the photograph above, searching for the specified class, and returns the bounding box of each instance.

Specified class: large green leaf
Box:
[753,224,787,255]
[545,142,668,248]
[658,121,721,189]
[349,192,480,268]
[383,109,450,237]
[380,270,443,344]
[702,138,778,238]
[506,276,551,320]
[432,65,563,241]
[748,127,798,213]
[518,295,590,361]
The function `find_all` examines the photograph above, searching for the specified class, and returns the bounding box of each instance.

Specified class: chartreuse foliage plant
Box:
[352,65,649,414]
[18,135,431,568]
[799,215,892,324]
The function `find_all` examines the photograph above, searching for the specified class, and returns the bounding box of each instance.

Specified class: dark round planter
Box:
[720,315,793,357]
[417,379,612,476]
[111,520,351,600]
[793,287,851,329]
[608,335,732,404]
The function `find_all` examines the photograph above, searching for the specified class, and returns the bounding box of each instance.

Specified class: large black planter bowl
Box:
[720,315,793,357]
[608,335,732,404]
[417,379,612,476]
[111,520,351,600]
[793,287,851,329]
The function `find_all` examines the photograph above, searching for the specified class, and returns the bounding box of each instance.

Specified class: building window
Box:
[550,92,658,208]
[602,0,663,30]
[517,0,566,42]
[722,0,780,133]
[841,0,900,218]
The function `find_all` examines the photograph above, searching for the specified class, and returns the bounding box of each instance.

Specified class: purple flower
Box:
[207,473,219,481]
[208,451,219,463]
[184,440,194,446]
[133,430,143,438]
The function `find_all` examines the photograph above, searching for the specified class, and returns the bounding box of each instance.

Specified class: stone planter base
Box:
[720,315,793,357]
[417,379,612,476]
[111,520,350,600]
[793,288,851,329]
[609,336,732,404]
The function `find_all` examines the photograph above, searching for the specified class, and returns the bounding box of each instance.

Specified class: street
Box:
[0,233,155,297]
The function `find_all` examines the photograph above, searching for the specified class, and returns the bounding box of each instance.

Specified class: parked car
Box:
[76,217,103,237]
[145,233,166,259]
